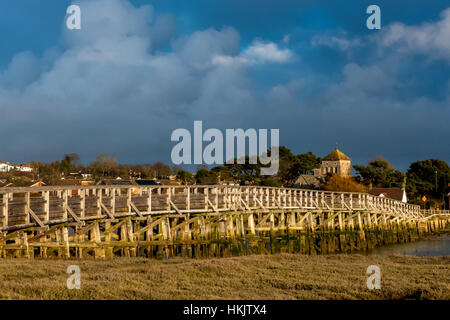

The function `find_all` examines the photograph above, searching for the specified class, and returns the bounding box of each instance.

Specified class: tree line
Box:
[19,148,450,209]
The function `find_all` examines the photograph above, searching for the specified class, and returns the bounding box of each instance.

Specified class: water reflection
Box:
[368,233,450,257]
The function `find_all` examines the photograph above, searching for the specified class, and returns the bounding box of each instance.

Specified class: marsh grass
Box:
[0,254,448,300]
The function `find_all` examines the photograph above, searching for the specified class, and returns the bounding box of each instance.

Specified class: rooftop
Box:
[323,148,351,161]
[369,188,405,202]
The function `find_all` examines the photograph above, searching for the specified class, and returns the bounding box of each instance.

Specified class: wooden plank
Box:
[169,199,183,215]
[130,201,144,217]
[100,202,116,220]
[67,206,82,223]
[27,207,46,228]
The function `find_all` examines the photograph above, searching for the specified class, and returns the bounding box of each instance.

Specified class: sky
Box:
[0,0,449,172]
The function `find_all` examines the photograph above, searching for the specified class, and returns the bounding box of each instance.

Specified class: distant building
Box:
[19,164,33,172]
[96,179,134,186]
[30,181,46,187]
[293,148,352,189]
[293,175,320,189]
[369,187,407,203]
[313,148,352,178]
[0,162,16,172]
[0,161,34,172]
[135,180,161,186]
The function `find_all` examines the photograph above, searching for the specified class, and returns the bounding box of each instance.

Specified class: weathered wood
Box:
[0,185,448,259]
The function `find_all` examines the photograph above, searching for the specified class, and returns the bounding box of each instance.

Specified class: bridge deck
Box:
[0,185,440,231]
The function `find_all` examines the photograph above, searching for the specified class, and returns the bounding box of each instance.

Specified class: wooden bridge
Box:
[0,185,449,259]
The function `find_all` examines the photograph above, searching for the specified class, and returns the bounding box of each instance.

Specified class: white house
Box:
[19,164,33,172]
[0,162,16,172]
[0,161,33,172]
[369,187,408,203]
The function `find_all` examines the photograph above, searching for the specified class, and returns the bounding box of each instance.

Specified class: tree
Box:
[269,147,320,186]
[195,167,217,185]
[353,159,405,188]
[406,159,449,207]
[90,154,119,177]
[151,161,172,179]
[60,153,80,174]
[296,152,321,174]
[322,175,367,193]
[176,169,194,184]
[276,146,299,186]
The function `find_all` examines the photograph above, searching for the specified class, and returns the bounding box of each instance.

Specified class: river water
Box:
[368,233,450,257]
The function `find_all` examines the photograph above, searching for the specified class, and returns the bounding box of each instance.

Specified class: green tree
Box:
[195,167,218,185]
[406,159,449,207]
[176,169,194,184]
[270,147,320,186]
[60,153,80,174]
[353,159,405,188]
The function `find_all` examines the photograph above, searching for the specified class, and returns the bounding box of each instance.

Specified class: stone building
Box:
[294,148,352,189]
[313,148,352,178]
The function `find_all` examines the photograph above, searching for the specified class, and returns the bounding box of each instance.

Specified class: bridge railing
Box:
[421,209,450,217]
[0,185,423,229]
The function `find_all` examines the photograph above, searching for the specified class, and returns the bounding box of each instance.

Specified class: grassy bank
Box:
[0,254,448,300]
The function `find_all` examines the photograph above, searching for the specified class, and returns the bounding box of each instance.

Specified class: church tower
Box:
[313,148,352,178]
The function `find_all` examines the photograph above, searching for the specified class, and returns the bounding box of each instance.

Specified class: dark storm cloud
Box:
[0,0,448,171]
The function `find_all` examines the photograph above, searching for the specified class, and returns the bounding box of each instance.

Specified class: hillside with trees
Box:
[2,148,448,209]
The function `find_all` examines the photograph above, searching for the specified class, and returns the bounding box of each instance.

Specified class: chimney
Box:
[402,176,406,189]
[369,180,373,191]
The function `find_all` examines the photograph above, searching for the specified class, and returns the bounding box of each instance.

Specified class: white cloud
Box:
[212,40,292,66]
[242,40,292,63]
[312,7,450,63]
[311,35,361,51]
[380,8,450,61]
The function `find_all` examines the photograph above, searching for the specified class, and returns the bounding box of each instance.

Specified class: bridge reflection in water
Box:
[0,185,449,259]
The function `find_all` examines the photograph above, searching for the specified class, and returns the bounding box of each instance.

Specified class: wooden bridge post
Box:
[146,187,151,212]
[120,220,129,257]
[44,191,50,223]
[80,189,86,220]
[25,192,31,224]
[357,212,365,240]
[62,190,68,221]
[1,193,9,228]
[104,220,113,258]
[204,187,209,211]
[92,222,105,259]
[162,217,171,259]
[227,215,235,239]
[127,218,136,257]
[97,188,102,217]
[338,212,347,252]
[61,227,70,258]
[248,214,256,235]
[127,188,132,214]
[110,188,116,214]
[14,232,24,258]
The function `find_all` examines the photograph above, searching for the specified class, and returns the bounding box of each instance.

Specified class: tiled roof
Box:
[294,175,320,188]
[323,149,351,161]
[369,188,404,201]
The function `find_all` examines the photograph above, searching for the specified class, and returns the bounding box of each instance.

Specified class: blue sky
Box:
[0,0,449,171]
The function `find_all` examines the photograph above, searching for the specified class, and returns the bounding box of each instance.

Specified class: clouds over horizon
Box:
[0,0,449,171]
